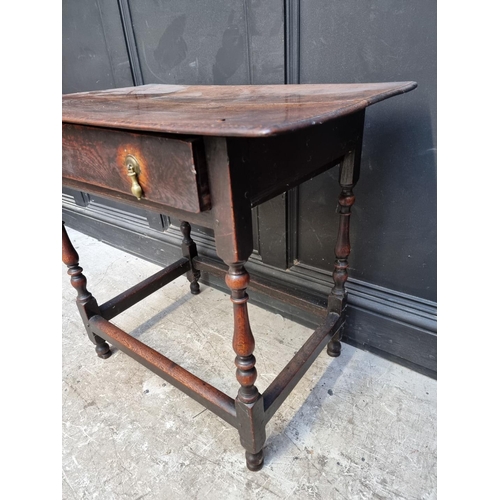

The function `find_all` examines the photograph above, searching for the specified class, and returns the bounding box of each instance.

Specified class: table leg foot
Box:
[95,339,112,359]
[246,450,264,471]
[327,339,342,357]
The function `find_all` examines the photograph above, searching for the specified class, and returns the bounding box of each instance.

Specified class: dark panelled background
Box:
[62,0,437,377]
[297,1,436,300]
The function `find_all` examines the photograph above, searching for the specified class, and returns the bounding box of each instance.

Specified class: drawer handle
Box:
[125,154,143,200]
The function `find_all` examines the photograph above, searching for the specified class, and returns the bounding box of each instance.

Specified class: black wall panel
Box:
[128,0,284,85]
[297,0,436,301]
[62,0,134,93]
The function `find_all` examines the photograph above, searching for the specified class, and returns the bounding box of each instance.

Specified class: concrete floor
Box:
[62,228,437,500]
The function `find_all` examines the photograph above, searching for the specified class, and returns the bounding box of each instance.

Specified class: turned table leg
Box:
[180,221,201,295]
[225,262,266,471]
[204,136,266,471]
[327,149,360,357]
[62,223,111,359]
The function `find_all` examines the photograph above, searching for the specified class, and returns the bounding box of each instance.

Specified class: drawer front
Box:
[62,124,210,213]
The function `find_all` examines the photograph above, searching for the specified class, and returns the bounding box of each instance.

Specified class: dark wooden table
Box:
[62,82,417,471]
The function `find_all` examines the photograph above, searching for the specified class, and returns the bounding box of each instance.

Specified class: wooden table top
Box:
[62,82,417,138]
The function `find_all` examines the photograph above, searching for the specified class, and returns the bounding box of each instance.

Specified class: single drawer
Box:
[62,124,210,213]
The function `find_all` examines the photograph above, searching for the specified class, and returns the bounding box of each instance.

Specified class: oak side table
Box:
[62,82,416,471]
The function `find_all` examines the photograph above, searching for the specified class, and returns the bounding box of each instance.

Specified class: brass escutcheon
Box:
[125,154,143,200]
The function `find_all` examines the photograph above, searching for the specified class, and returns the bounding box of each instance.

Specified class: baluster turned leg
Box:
[327,150,359,357]
[226,263,265,471]
[205,136,266,470]
[180,221,201,295]
[62,223,111,359]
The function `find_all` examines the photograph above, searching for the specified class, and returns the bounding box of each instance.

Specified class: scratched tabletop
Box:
[62,82,417,137]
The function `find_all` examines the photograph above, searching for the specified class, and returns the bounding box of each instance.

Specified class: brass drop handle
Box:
[125,154,143,200]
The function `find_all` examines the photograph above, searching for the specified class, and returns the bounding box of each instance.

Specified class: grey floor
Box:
[62,228,437,500]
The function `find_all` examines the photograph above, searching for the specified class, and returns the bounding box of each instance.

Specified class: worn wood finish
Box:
[263,312,341,424]
[62,82,418,471]
[225,266,266,470]
[204,137,254,264]
[100,258,190,320]
[226,265,259,405]
[62,82,416,137]
[327,149,362,357]
[193,255,326,317]
[89,315,238,427]
[201,135,267,470]
[62,223,111,359]
[228,111,365,207]
[180,221,201,295]
[62,124,210,213]
[63,178,215,228]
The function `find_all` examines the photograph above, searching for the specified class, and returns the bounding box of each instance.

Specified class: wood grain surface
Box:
[62,82,417,137]
[62,124,210,213]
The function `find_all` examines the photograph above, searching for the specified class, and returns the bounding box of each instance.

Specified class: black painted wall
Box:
[296,0,436,301]
[62,0,437,377]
